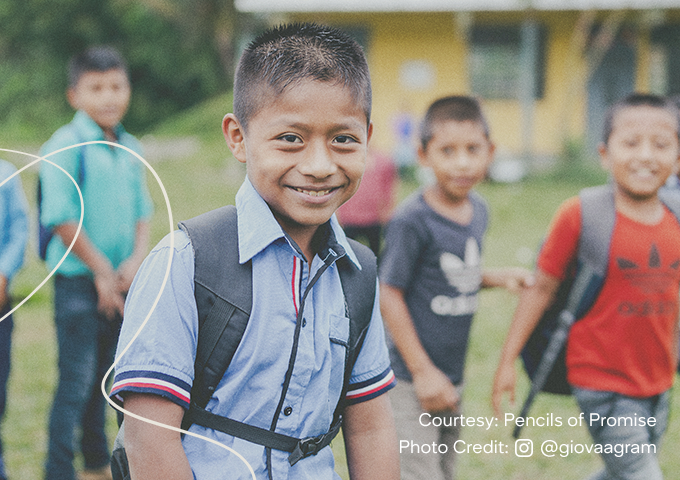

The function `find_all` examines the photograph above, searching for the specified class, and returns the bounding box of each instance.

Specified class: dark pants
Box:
[0,303,12,480]
[45,276,121,480]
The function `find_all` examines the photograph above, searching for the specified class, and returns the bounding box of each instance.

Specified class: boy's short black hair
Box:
[602,93,680,144]
[68,46,128,88]
[233,23,371,130]
[420,96,490,149]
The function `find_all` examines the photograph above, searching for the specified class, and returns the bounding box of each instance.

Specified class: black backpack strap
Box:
[514,185,615,438]
[177,213,378,465]
[336,237,377,412]
[659,188,680,222]
[178,205,252,410]
[568,184,616,317]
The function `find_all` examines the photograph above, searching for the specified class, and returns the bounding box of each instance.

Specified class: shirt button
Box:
[302,318,307,327]
[283,406,293,416]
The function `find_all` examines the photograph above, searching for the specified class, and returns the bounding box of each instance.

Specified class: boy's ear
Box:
[223,114,247,163]
[487,141,497,159]
[598,142,610,171]
[66,88,79,111]
[417,144,429,167]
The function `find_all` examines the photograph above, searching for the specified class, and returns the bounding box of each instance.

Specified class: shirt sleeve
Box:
[110,230,198,409]
[0,164,29,280]
[39,131,83,228]
[344,279,396,405]
[134,163,154,222]
[537,196,581,280]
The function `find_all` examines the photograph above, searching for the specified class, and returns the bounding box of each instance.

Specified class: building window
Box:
[651,25,680,97]
[469,24,547,100]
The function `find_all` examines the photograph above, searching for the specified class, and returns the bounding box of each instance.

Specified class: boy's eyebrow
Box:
[272,118,367,133]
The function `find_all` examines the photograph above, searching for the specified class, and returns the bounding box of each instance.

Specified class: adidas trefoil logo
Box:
[430,237,481,316]
[616,243,680,294]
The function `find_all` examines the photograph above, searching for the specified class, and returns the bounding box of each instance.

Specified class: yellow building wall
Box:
[288,10,670,160]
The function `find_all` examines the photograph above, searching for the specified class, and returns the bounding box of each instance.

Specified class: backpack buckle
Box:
[288,434,324,466]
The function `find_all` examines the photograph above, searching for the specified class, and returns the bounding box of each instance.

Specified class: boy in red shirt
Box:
[493,93,680,480]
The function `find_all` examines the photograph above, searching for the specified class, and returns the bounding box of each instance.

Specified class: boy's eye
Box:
[442,147,454,156]
[334,135,357,144]
[279,134,302,143]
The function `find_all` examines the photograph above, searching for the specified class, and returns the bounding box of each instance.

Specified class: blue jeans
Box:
[44,276,121,480]
[573,387,669,480]
[0,303,12,480]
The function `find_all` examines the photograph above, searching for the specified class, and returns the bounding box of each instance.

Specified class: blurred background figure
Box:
[337,149,397,256]
[0,159,29,480]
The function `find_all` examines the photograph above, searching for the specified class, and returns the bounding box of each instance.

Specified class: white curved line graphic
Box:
[1,142,256,479]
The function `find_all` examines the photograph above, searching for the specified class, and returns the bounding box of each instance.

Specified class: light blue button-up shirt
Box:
[39,111,153,276]
[0,160,29,282]
[112,178,395,479]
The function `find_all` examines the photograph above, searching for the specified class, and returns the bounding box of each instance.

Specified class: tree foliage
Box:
[0,0,239,140]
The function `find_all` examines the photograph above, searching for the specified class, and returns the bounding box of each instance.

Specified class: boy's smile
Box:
[224,80,371,251]
[419,120,494,205]
[67,68,130,137]
[600,106,680,202]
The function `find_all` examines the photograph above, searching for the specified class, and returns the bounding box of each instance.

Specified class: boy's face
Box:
[419,120,494,203]
[67,68,130,134]
[600,106,680,201]
[223,80,372,242]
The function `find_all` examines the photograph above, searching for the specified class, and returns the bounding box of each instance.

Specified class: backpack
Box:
[111,205,377,479]
[515,185,680,439]
[37,137,86,260]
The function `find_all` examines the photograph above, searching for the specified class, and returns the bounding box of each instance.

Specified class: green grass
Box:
[3,114,678,479]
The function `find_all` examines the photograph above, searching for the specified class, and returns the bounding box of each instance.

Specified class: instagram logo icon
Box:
[515,439,533,457]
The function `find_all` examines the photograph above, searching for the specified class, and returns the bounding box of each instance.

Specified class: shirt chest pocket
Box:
[328,314,350,411]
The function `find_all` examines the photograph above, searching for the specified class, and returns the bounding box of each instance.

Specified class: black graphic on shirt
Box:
[616,243,680,294]
[616,243,680,316]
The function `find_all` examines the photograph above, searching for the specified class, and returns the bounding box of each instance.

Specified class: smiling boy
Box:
[110,24,398,480]
[493,93,680,480]
[39,46,152,480]
[379,96,532,480]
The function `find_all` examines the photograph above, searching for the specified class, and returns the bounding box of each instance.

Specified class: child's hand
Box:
[491,362,517,418]
[0,275,8,309]
[483,267,535,294]
[413,365,459,413]
[94,267,125,320]
[116,257,142,295]
[504,267,535,295]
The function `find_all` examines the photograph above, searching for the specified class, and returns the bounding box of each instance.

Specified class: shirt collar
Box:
[235,177,361,269]
[72,110,126,141]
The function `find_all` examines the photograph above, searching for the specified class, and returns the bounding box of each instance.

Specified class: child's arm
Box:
[0,275,7,309]
[380,283,459,412]
[491,269,560,417]
[482,267,535,294]
[54,223,125,319]
[0,170,29,307]
[116,220,150,294]
[343,393,399,480]
[124,393,193,480]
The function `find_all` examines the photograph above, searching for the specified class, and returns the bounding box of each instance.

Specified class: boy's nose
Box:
[454,152,475,170]
[638,141,656,161]
[299,142,337,178]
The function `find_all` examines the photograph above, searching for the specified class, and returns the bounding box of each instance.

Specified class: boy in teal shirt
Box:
[39,46,152,480]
